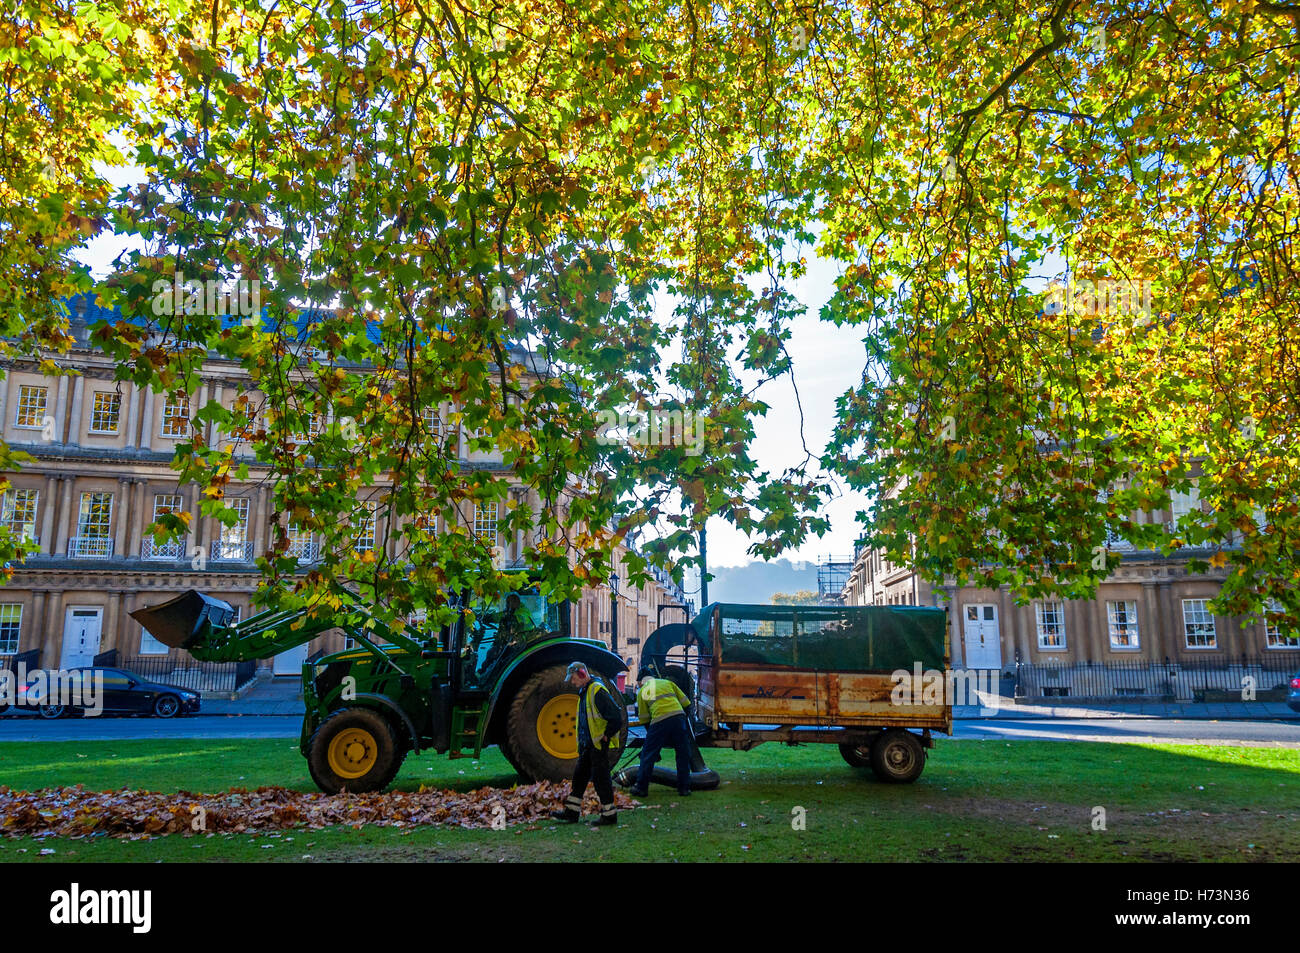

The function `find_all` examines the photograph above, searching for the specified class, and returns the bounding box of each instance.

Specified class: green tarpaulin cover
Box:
[691,603,947,672]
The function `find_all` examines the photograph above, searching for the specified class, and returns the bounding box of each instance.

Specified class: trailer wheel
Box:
[307,707,400,794]
[838,742,872,768]
[870,729,926,783]
[506,665,627,782]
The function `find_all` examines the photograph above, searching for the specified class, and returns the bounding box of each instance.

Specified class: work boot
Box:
[677,788,691,797]
[590,803,618,827]
[628,787,649,798]
[551,795,582,822]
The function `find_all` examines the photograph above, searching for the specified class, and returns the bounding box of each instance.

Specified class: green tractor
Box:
[131,583,627,793]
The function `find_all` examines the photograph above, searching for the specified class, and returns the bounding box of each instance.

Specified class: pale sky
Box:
[692,253,871,569]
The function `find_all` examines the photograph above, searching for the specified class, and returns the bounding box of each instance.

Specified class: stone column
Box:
[1157,581,1177,660]
[121,593,139,655]
[29,591,46,658]
[115,477,132,558]
[1057,600,1076,661]
[209,383,224,447]
[195,381,209,446]
[124,384,141,449]
[1089,596,1107,659]
[947,592,963,664]
[188,489,202,557]
[251,486,270,558]
[1221,606,1243,657]
[102,593,121,654]
[127,480,147,557]
[40,475,57,554]
[52,376,69,443]
[388,510,402,561]
[138,388,154,451]
[66,375,85,446]
[1140,582,1160,661]
[44,591,64,665]
[1013,603,1031,661]
[996,586,1013,669]
[55,477,75,554]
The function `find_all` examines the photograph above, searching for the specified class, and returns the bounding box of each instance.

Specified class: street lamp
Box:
[609,573,620,657]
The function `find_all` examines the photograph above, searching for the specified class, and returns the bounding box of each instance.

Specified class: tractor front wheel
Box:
[307,707,401,794]
[506,664,627,782]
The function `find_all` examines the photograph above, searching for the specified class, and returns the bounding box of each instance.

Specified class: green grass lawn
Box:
[1,738,1297,862]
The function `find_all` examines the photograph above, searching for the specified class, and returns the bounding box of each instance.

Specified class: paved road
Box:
[1,714,1297,746]
[0,714,302,741]
[952,717,1300,747]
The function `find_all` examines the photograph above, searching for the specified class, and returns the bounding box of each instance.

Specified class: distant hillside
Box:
[690,559,822,606]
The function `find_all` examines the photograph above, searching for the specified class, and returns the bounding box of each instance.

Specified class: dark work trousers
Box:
[566,742,616,816]
[634,713,693,794]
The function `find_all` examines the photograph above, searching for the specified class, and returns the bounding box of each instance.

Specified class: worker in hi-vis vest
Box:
[630,668,693,798]
[552,661,624,827]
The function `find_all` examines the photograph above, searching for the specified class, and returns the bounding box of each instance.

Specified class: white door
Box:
[273,643,309,676]
[61,607,103,669]
[962,604,1002,669]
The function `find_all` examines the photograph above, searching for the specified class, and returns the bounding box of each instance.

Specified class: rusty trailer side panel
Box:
[711,667,950,733]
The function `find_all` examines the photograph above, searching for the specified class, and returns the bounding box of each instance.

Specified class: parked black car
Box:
[1288,672,1300,713]
[25,667,201,719]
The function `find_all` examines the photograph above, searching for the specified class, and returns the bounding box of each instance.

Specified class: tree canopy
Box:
[2,0,1296,631]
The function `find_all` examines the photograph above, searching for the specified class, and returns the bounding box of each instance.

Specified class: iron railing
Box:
[141,538,187,560]
[287,537,318,563]
[67,536,113,558]
[92,649,258,693]
[1016,655,1298,702]
[210,539,255,563]
[0,649,40,674]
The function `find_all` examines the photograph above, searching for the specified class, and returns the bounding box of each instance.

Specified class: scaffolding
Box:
[816,555,854,604]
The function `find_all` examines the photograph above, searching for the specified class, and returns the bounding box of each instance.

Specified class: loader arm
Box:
[130,589,429,663]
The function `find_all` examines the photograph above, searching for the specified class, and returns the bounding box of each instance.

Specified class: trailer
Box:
[640,602,951,783]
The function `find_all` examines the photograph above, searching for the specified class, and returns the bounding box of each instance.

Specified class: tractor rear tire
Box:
[307,707,400,794]
[869,729,926,783]
[496,735,525,776]
[506,665,627,782]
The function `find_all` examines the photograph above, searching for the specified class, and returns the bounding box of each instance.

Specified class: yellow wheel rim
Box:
[327,727,378,779]
[537,693,579,760]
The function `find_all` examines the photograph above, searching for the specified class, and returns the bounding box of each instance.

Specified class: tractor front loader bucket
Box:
[130,590,238,650]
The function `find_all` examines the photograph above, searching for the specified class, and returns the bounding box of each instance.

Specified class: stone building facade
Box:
[843,531,1298,675]
[0,297,690,676]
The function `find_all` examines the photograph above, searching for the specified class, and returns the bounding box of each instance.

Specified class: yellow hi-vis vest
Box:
[585,680,621,749]
[637,677,689,725]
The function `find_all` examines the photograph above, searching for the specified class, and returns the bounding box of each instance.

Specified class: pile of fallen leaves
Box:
[0,783,639,840]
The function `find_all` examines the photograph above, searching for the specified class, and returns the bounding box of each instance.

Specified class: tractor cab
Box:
[457,587,566,692]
